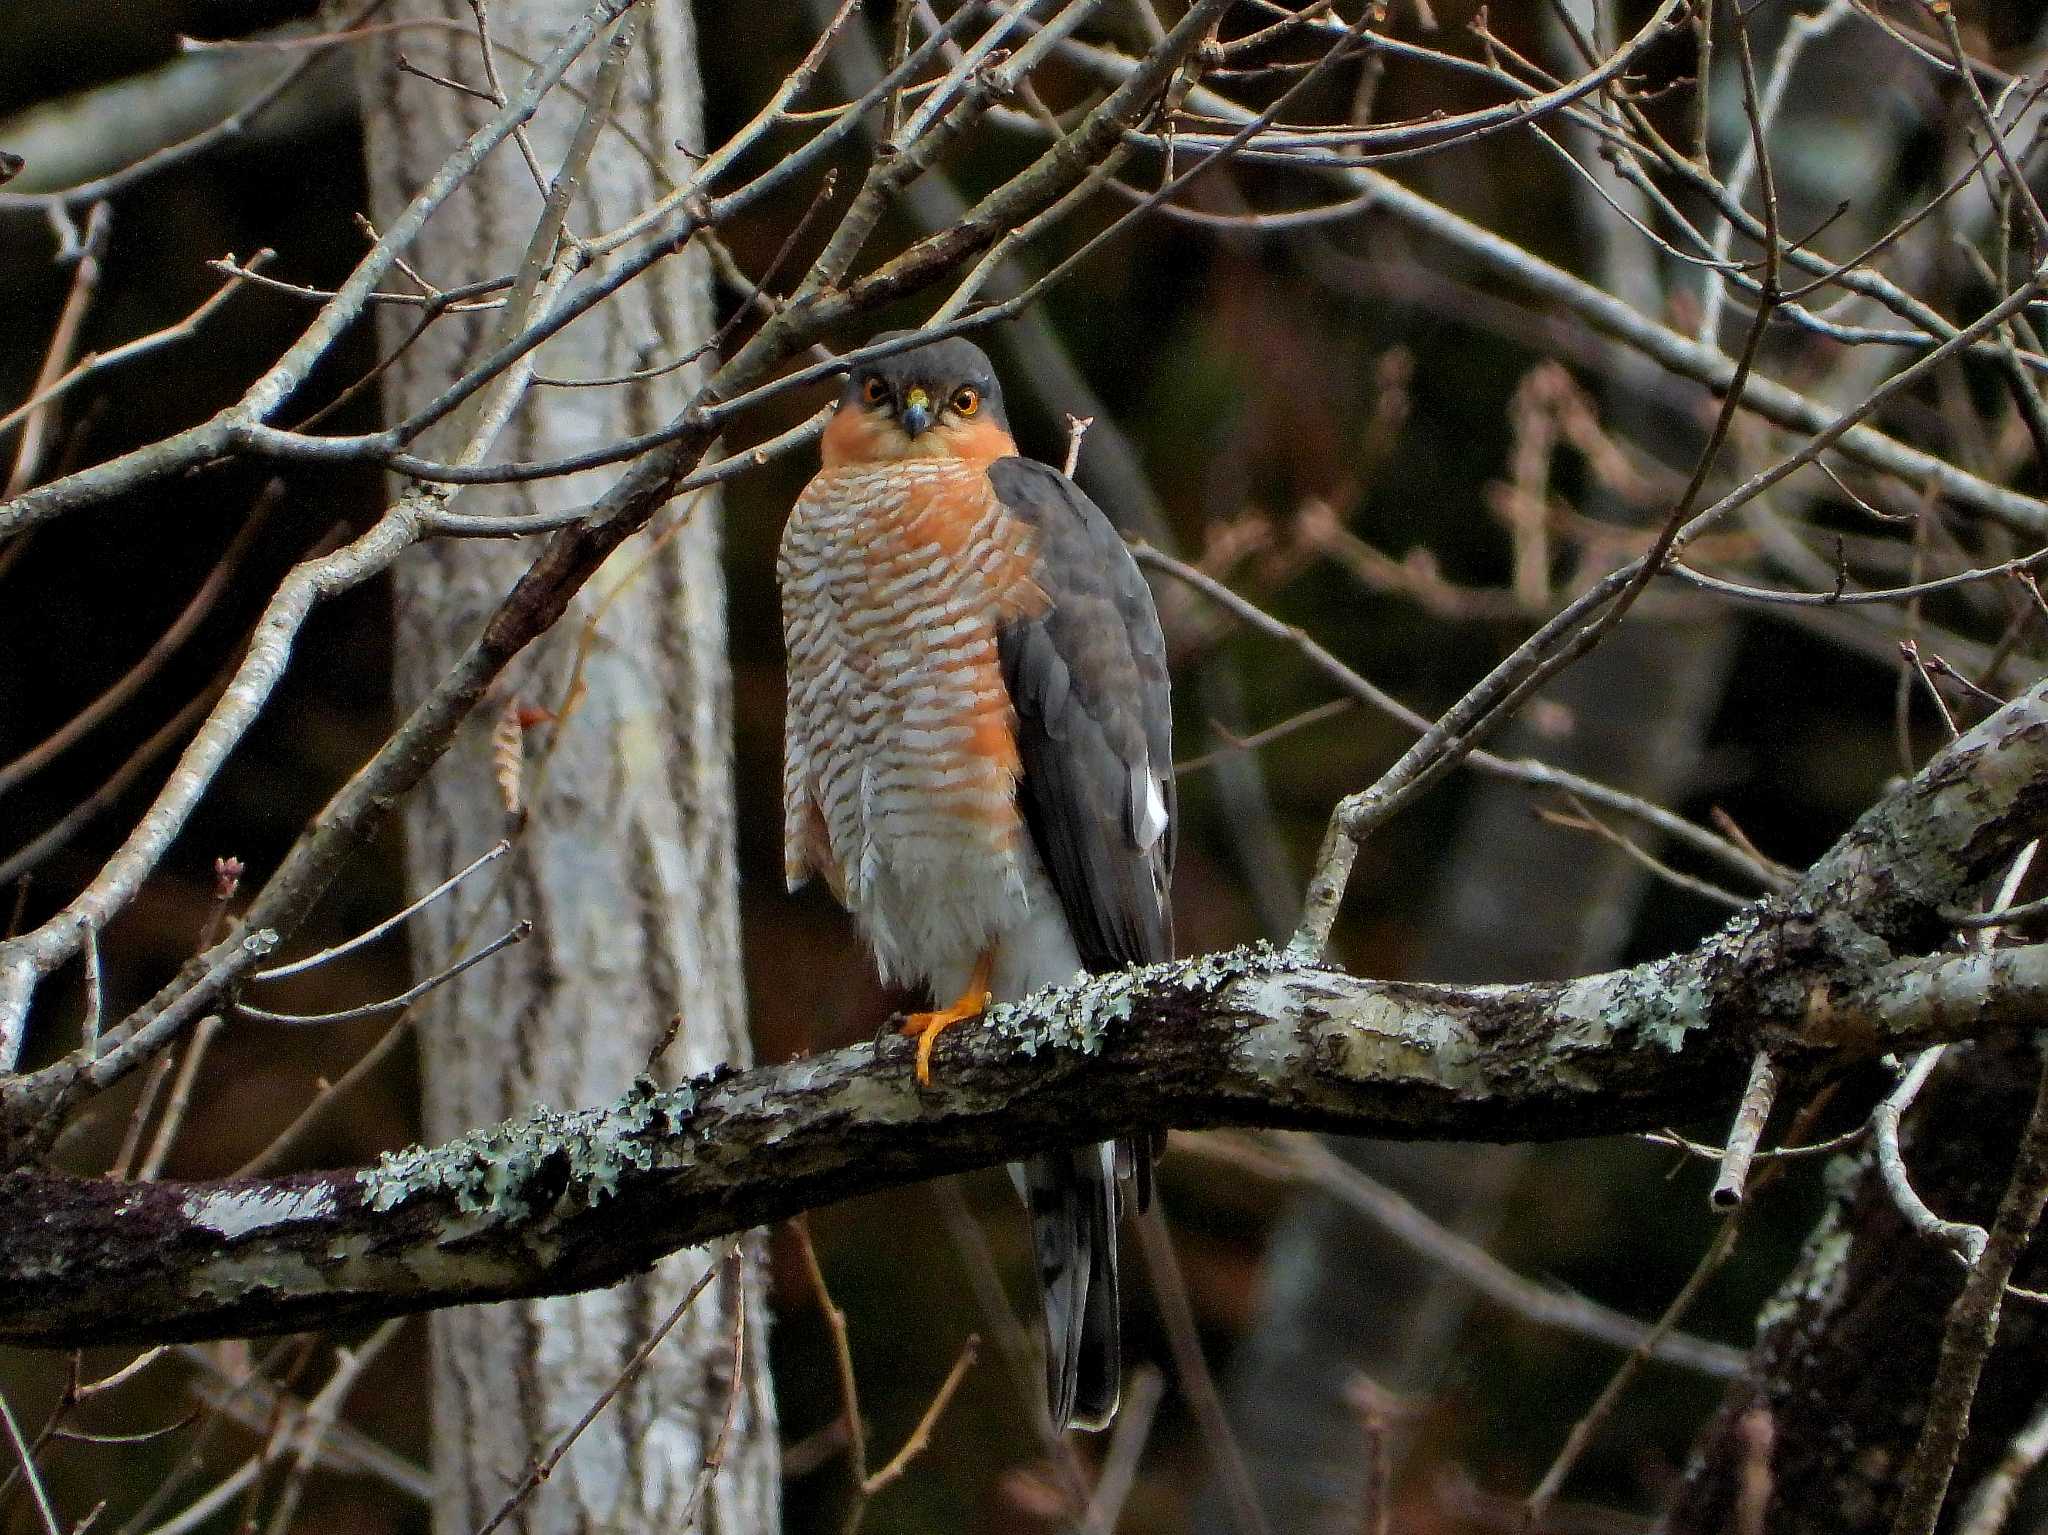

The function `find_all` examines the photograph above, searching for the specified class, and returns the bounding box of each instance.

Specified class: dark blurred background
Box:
[3,2,2043,1531]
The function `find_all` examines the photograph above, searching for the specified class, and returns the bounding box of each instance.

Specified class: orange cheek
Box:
[821,407,912,467]
[819,408,874,468]
[937,418,1018,467]
[819,406,1017,468]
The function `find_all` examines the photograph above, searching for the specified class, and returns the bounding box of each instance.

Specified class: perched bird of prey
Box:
[778,333,1176,1432]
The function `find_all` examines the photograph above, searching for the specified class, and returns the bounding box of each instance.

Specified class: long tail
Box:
[1020,1139,1122,1432]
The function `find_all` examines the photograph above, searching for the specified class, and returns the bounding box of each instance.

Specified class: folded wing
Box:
[988,454,1175,1432]
[989,455,1175,974]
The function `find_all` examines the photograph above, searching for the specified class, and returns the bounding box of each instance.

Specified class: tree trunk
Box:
[354,5,779,1532]
[1668,1040,2048,1533]
[1668,16,2048,1523]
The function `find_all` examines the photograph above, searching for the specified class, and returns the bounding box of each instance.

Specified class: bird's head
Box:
[821,333,1015,468]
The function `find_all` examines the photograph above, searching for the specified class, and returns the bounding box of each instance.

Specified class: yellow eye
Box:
[952,387,981,417]
[861,377,888,406]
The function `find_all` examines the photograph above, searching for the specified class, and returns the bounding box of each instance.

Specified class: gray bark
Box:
[353,4,778,1532]
[1667,1039,2048,1533]
[1666,20,2048,1526]
[1207,12,1737,1507]
[5,889,2047,1350]
[1204,611,1736,1535]
[6,676,2048,1355]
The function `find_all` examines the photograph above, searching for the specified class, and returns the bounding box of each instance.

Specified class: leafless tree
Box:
[3,3,2048,1532]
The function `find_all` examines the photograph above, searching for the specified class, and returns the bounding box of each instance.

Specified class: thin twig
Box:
[0,488,272,801]
[928,1181,1098,1516]
[176,1344,430,1499]
[1181,1132,1744,1376]
[1523,1218,1743,1523]
[793,1217,869,1490]
[258,1318,403,1535]
[1081,1365,1165,1533]
[76,1349,167,1401]
[860,1335,978,1499]
[1137,1205,1274,1535]
[0,253,278,445]
[106,1055,174,1182]
[1955,1384,2048,1535]
[0,670,231,887]
[1892,1038,2048,1534]
[673,1254,750,1535]
[135,1016,221,1182]
[1177,698,1358,776]
[235,919,530,1026]
[1541,800,1749,911]
[1731,1406,1774,1535]
[1902,639,1962,739]
[1876,1049,1988,1264]
[0,3,392,213]
[252,840,509,980]
[474,1247,733,1535]
[78,917,100,1060]
[1350,1377,1406,1535]
[0,1390,61,1535]
[1062,412,1093,477]
[1928,0,2048,252]
[1711,1051,1782,1210]
[1946,891,2048,930]
[1642,1121,1866,1167]
[1137,546,1787,894]
[7,201,112,497]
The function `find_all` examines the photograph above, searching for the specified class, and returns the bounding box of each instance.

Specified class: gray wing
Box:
[991,455,1172,1432]
[989,455,1175,972]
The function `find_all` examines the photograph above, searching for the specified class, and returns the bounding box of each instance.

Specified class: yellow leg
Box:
[900,948,995,1087]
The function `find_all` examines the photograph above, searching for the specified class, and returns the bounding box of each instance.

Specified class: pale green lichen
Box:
[982,941,1293,1056]
[358,1076,700,1218]
[359,948,1294,1216]
[1632,963,1709,1053]
[1554,956,1707,1056]
[1753,1188,1858,1338]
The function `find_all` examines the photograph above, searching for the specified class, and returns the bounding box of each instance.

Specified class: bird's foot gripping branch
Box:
[5,680,2048,1351]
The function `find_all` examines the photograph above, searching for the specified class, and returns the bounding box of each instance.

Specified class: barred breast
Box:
[779,458,1048,987]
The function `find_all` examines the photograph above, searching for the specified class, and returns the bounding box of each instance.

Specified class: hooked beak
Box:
[899,387,933,438]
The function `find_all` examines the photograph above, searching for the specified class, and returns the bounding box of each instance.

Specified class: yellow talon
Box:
[900,949,994,1087]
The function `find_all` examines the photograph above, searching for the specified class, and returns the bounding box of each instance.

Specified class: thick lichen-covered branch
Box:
[2,682,2045,1351]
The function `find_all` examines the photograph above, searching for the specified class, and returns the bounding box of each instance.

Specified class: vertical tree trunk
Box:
[1668,1040,2048,1533]
[353,5,779,1531]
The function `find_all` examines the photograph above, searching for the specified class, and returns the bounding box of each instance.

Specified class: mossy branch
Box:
[3,681,2046,1351]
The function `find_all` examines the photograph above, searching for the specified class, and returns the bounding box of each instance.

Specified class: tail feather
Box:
[1115,1130,1164,1214]
[1020,1140,1124,1432]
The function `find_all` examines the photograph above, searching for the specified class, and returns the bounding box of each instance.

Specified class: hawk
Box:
[778,334,1176,1432]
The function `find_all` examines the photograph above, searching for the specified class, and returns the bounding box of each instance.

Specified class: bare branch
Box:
[0,1390,60,1535]
[1956,1386,2048,1535]
[472,1248,730,1535]
[4,676,2048,1346]
[1178,1132,1744,1376]
[1711,1052,1783,1211]
[236,920,531,1027]
[252,840,510,982]
[1892,1041,2048,1533]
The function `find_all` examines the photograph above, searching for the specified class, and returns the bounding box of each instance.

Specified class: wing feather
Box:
[990,455,1173,1428]
[988,457,1174,972]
